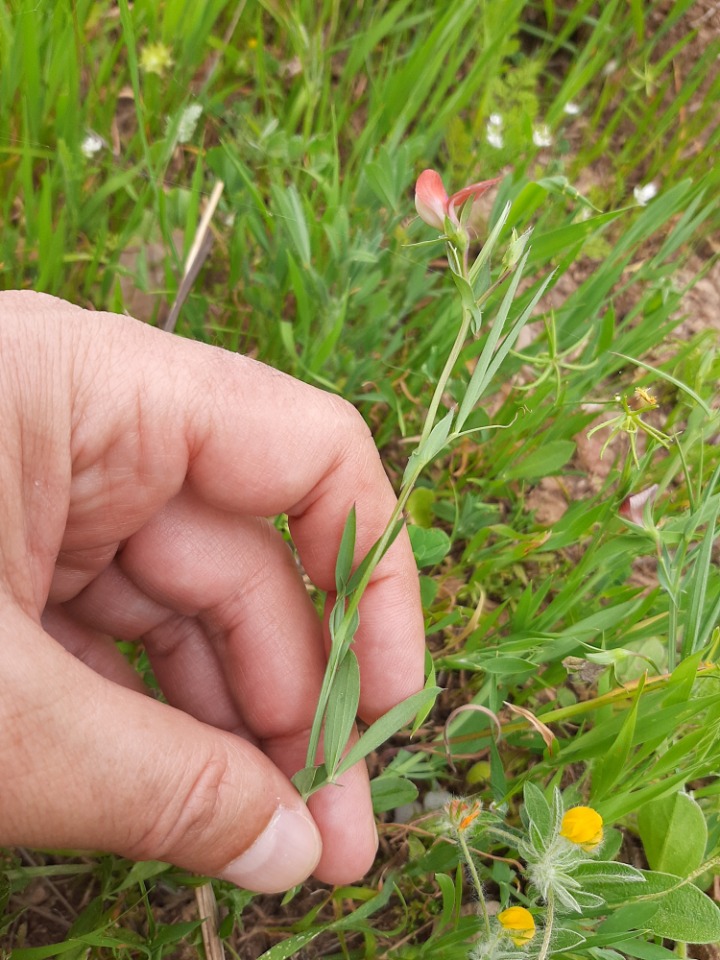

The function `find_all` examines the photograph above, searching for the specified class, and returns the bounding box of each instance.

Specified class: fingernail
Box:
[219,806,322,893]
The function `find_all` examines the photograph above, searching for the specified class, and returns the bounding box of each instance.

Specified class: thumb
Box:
[0,606,322,893]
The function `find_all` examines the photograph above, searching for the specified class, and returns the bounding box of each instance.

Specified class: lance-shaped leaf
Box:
[324,649,361,777]
[402,408,454,485]
[335,504,357,595]
[334,686,441,779]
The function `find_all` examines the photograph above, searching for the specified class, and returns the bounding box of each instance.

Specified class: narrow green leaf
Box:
[684,469,720,656]
[335,504,357,595]
[663,651,702,707]
[435,872,457,931]
[456,264,554,433]
[117,860,171,892]
[151,920,204,947]
[610,939,677,960]
[450,270,483,334]
[478,655,537,675]
[346,518,406,594]
[403,408,454,485]
[324,649,361,776]
[592,675,644,800]
[334,686,441,778]
[572,861,646,886]
[10,944,84,960]
[613,352,712,416]
[411,650,438,736]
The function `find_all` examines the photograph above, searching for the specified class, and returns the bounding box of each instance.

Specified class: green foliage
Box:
[637,792,708,877]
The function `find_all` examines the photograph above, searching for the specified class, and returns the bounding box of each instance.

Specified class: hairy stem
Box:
[457,830,491,940]
[536,889,555,960]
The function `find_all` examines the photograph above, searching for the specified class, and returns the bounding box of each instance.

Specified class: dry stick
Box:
[162,179,225,333]
[195,881,226,960]
[17,848,78,919]
[155,176,227,957]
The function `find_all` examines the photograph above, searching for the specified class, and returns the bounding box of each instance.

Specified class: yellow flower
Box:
[560,806,604,851]
[634,386,657,407]
[498,906,536,947]
[140,42,174,77]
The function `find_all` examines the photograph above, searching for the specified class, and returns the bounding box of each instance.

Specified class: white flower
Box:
[487,127,504,149]
[81,131,105,158]
[603,59,618,76]
[486,113,504,148]
[564,101,581,115]
[633,182,658,205]
[532,124,553,148]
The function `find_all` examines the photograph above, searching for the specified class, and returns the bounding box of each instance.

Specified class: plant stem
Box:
[536,889,555,960]
[457,830,491,940]
[419,301,472,447]
[304,247,478,773]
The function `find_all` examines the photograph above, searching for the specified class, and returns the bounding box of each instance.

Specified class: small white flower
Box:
[488,113,503,129]
[633,182,658,205]
[486,126,504,149]
[603,59,618,76]
[564,101,581,115]
[532,124,553,148]
[81,130,105,158]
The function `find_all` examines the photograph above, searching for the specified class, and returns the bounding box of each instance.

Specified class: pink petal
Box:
[447,176,502,225]
[619,484,659,526]
[415,169,449,230]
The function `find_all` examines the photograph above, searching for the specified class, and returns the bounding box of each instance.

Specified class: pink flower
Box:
[618,484,658,526]
[415,169,502,231]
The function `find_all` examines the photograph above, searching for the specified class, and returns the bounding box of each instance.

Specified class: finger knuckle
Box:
[127,747,230,865]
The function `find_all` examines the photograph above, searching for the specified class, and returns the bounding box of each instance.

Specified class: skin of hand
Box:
[0,291,425,894]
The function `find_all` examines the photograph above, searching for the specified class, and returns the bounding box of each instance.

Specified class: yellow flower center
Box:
[498,906,536,947]
[560,806,604,851]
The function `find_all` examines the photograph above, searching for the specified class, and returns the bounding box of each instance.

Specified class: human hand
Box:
[0,291,424,893]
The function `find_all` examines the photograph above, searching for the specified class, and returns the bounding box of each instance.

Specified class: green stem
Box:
[457,830,491,940]
[419,301,472,447]
[536,888,555,960]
